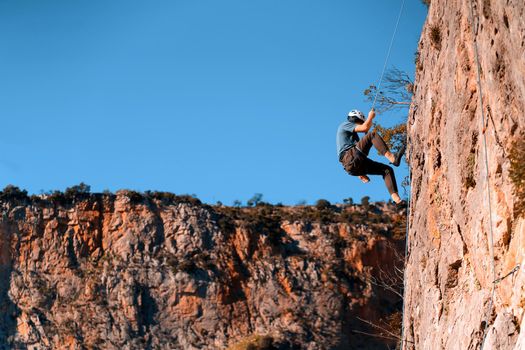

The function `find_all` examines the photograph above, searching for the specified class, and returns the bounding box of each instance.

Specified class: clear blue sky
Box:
[0,0,427,205]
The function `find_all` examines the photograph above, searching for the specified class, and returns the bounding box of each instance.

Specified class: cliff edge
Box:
[0,191,405,349]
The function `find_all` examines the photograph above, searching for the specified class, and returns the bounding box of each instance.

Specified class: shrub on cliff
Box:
[64,182,91,201]
[429,24,441,49]
[145,191,202,206]
[47,190,67,205]
[247,193,263,207]
[122,190,144,204]
[0,185,29,203]
[315,199,332,210]
[361,196,370,210]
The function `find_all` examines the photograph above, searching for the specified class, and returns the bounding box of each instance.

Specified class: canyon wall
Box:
[404,0,525,349]
[0,191,405,349]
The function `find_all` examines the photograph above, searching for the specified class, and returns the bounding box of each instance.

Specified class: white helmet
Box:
[347,110,365,122]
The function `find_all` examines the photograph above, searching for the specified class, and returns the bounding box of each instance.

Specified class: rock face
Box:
[404,0,524,349]
[0,192,405,349]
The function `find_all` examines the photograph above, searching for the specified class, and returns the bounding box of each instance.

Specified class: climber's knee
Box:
[383,165,393,177]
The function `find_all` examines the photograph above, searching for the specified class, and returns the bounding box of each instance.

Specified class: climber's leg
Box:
[361,158,399,195]
[355,130,389,156]
[356,130,406,166]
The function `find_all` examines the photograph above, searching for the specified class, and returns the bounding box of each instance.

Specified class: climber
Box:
[337,109,407,208]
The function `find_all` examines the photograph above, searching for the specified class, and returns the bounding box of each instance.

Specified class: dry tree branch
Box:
[364,67,414,114]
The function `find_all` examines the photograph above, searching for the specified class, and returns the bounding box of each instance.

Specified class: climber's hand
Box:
[368,109,376,119]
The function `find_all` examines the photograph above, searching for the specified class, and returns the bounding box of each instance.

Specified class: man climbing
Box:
[337,109,407,207]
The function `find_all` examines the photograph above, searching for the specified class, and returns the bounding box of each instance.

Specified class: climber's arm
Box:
[354,109,376,133]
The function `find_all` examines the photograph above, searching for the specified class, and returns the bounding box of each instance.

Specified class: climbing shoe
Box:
[391,144,406,167]
[395,200,408,210]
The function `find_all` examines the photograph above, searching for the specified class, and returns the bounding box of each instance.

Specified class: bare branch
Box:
[351,329,400,342]
[354,317,415,345]
[356,317,401,340]
[363,67,414,114]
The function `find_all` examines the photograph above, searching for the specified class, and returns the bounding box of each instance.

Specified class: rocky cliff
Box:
[404,0,525,349]
[0,190,406,349]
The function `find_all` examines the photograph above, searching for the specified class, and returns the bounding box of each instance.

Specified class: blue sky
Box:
[0,0,427,205]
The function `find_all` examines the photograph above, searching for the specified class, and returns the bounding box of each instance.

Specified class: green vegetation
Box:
[361,196,370,211]
[0,185,204,208]
[0,185,29,203]
[343,197,354,205]
[64,182,91,201]
[315,199,332,210]
[144,191,202,206]
[247,193,264,207]
[214,198,403,241]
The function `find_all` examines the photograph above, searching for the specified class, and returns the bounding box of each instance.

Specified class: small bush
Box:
[0,185,29,203]
[343,197,354,205]
[429,24,441,49]
[145,191,202,206]
[176,194,202,206]
[247,193,263,207]
[124,190,144,204]
[48,190,67,205]
[361,196,370,211]
[64,182,91,201]
[315,199,332,210]
[421,0,430,6]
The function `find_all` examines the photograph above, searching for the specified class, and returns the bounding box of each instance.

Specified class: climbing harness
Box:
[468,1,497,349]
[371,0,406,110]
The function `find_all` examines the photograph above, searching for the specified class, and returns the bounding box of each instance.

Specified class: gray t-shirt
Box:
[336,120,360,160]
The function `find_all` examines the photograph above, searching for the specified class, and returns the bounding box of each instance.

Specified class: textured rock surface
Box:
[0,192,405,349]
[404,0,525,349]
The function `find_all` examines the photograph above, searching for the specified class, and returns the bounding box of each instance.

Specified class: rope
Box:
[467,1,497,349]
[400,168,411,349]
[371,0,406,110]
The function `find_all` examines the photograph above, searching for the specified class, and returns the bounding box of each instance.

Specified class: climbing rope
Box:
[371,0,406,110]
[467,1,497,349]
[400,168,411,349]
